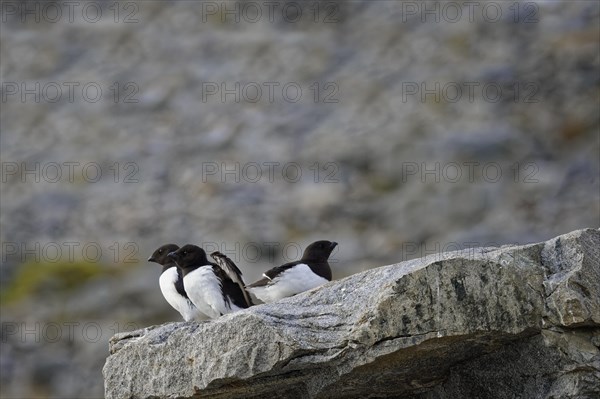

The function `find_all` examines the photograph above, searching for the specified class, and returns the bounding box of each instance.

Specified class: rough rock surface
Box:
[103,228,600,398]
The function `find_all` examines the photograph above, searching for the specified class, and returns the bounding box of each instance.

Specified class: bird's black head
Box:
[148,244,180,266]
[301,240,338,262]
[168,244,210,271]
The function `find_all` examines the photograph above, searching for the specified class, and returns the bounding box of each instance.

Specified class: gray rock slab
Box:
[103,228,599,398]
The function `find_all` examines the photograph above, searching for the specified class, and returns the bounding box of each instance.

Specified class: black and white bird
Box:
[168,244,252,319]
[148,244,207,322]
[246,240,337,303]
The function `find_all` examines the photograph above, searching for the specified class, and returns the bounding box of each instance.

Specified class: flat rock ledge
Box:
[103,229,600,399]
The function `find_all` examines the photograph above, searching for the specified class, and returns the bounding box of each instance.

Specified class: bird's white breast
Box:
[183,267,242,318]
[248,263,328,303]
[159,268,205,321]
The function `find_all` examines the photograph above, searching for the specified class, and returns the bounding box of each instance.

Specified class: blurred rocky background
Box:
[0,1,598,398]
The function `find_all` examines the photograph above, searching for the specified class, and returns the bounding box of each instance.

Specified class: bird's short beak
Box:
[167,252,177,259]
[331,242,338,249]
[147,256,156,263]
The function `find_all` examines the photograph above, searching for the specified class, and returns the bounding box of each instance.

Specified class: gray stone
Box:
[103,228,600,398]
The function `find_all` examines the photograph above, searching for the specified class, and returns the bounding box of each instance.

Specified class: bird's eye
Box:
[158,250,163,254]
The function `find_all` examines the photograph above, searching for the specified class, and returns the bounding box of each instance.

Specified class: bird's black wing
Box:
[210,252,252,308]
[211,265,253,309]
[246,261,300,288]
